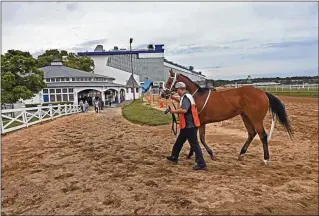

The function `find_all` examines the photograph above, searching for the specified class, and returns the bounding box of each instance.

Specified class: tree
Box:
[1,50,47,104]
[37,49,94,72]
[147,44,154,50]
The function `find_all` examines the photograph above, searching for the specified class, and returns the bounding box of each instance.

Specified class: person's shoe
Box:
[166,156,178,164]
[192,165,208,171]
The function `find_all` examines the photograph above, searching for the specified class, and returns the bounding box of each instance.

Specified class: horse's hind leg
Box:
[238,114,257,160]
[253,121,270,165]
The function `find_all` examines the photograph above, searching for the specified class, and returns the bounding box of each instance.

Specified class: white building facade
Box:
[78,44,207,92]
[22,60,130,105]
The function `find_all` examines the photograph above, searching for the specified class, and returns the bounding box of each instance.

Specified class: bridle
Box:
[163,72,211,114]
[163,72,178,92]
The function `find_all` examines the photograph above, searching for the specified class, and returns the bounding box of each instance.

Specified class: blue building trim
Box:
[78,45,165,56]
[78,50,164,56]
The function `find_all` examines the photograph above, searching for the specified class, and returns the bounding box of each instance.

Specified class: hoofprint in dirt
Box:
[1,96,318,215]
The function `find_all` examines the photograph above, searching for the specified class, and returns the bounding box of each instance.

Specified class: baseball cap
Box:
[175,82,186,89]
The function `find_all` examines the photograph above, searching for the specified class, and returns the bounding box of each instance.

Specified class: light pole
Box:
[130,38,135,101]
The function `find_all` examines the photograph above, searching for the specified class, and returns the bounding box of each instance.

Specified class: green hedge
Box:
[25,102,74,108]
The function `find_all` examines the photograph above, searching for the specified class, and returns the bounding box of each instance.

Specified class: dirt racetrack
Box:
[1,96,318,215]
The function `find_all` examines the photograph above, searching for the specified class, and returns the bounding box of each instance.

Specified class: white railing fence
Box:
[1,104,81,134]
[226,83,319,90]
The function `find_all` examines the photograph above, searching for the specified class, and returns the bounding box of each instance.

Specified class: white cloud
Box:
[2,2,318,79]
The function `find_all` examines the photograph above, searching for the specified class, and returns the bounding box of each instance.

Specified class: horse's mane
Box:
[179,73,214,95]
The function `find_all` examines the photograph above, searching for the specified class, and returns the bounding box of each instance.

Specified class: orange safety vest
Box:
[179,94,201,129]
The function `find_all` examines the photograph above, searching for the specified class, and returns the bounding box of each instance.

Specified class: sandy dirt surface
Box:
[1,96,318,215]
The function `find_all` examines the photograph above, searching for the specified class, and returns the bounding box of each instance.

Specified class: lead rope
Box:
[171,102,178,136]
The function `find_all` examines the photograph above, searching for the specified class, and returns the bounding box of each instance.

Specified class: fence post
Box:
[74,104,78,113]
[58,104,61,116]
[0,117,3,134]
[37,105,42,123]
[64,104,67,115]
[49,104,53,120]
[21,105,27,128]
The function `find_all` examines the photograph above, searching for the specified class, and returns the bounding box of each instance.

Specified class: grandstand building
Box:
[78,44,206,89]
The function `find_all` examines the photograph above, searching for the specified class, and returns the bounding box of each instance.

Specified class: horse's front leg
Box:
[187,124,215,160]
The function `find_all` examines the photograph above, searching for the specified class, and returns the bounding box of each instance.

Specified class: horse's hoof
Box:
[238,154,244,161]
[263,160,269,166]
[210,153,216,160]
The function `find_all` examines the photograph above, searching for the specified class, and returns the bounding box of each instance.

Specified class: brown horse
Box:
[162,69,293,165]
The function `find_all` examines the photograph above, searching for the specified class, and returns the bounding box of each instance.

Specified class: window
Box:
[49,89,55,93]
[56,78,61,82]
[56,94,62,102]
[50,95,56,102]
[62,88,68,93]
[51,78,56,82]
[76,78,80,81]
[69,94,74,101]
[61,78,65,81]
[126,88,129,93]
[43,89,48,94]
[46,78,50,82]
[68,88,73,93]
[136,88,139,93]
[63,94,68,101]
[80,77,84,81]
[65,78,69,81]
[56,89,61,93]
[72,78,76,81]
[43,95,49,102]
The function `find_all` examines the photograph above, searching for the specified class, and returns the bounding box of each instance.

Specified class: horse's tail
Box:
[265,92,293,141]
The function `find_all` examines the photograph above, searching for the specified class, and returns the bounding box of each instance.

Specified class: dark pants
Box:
[171,127,206,167]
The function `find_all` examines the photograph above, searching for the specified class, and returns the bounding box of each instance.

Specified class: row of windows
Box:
[43,88,75,103]
[45,94,74,102]
[45,77,110,83]
[43,88,74,94]
[107,55,140,74]
[126,88,139,93]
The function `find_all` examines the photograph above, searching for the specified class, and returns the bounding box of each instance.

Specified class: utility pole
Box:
[130,38,135,101]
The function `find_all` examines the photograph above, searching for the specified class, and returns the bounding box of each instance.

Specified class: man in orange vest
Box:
[166,82,208,171]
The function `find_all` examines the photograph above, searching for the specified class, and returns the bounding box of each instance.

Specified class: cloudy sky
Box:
[2,1,318,80]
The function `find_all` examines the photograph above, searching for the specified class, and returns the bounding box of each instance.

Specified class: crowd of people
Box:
[79,97,112,113]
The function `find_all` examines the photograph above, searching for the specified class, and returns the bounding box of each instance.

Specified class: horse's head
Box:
[161,69,180,99]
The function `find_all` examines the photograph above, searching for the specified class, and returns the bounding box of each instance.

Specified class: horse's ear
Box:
[169,69,174,75]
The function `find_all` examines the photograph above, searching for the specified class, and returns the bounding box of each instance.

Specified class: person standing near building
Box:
[84,100,89,112]
[79,100,84,112]
[101,99,104,112]
[94,98,99,113]
[166,82,208,171]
